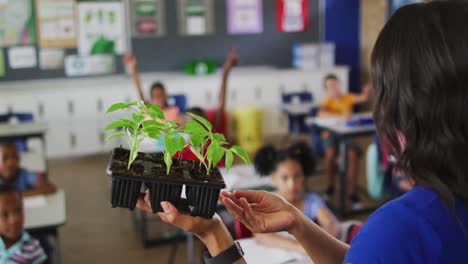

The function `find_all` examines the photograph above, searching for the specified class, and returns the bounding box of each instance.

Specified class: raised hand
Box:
[220,190,298,233]
[123,53,138,75]
[224,48,240,70]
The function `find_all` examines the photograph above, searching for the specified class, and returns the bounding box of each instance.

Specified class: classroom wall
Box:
[1,0,321,81]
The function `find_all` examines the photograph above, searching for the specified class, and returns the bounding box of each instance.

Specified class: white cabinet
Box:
[0,66,350,158]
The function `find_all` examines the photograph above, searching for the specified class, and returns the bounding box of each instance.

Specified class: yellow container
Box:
[234,107,264,155]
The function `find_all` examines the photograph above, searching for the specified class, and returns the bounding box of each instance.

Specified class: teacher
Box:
[137,2,468,263]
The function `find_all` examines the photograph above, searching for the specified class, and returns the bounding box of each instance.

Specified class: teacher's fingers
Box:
[233,190,264,204]
[136,193,152,213]
[221,196,256,231]
[157,202,191,231]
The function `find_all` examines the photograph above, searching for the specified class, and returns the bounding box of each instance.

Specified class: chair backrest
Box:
[0,112,34,152]
[281,91,314,105]
[167,94,187,113]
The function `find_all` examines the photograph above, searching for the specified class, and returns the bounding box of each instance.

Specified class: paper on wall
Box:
[227,0,263,34]
[65,54,115,76]
[36,0,77,48]
[77,2,127,55]
[187,16,206,35]
[39,48,64,69]
[23,195,47,209]
[8,46,37,69]
[0,0,36,47]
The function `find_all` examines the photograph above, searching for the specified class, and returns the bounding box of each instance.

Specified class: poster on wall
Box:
[78,2,127,55]
[130,0,165,37]
[178,0,214,36]
[227,0,263,35]
[276,0,308,33]
[0,0,36,47]
[8,46,37,69]
[65,54,115,76]
[0,49,5,77]
[391,0,424,14]
[35,0,77,48]
[39,48,64,69]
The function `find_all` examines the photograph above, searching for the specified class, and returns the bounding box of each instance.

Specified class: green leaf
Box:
[189,133,205,149]
[225,151,234,172]
[106,102,128,113]
[146,133,160,140]
[141,126,162,135]
[189,146,205,163]
[212,133,225,141]
[142,120,163,128]
[207,143,225,169]
[147,104,165,119]
[164,134,186,156]
[230,145,251,165]
[103,119,136,131]
[184,120,209,134]
[187,113,212,131]
[164,151,173,175]
[105,131,125,141]
[132,112,144,124]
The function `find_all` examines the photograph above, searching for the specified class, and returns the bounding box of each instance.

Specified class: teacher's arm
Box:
[136,193,247,263]
[221,190,349,264]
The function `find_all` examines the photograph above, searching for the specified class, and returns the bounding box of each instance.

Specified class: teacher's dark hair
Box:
[371,1,468,208]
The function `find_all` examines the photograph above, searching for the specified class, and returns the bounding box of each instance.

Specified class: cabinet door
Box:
[45,121,71,158]
[36,91,68,121]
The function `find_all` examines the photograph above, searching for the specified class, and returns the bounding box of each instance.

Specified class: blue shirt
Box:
[345,186,468,263]
[303,193,325,220]
[0,168,37,192]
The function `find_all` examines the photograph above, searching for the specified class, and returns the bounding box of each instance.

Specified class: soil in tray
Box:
[109,148,224,185]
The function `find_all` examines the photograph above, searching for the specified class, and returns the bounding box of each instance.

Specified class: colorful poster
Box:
[0,49,5,77]
[0,0,36,47]
[65,54,115,76]
[276,0,308,33]
[8,46,37,69]
[39,48,64,69]
[131,0,165,37]
[178,0,214,36]
[227,0,263,34]
[35,0,77,48]
[77,2,127,55]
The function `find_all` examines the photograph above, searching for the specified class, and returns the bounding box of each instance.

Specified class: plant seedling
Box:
[103,101,184,171]
[184,113,250,175]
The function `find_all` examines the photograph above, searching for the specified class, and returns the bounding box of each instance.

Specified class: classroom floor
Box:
[48,135,374,264]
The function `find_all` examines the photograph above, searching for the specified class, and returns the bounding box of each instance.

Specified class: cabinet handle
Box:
[68,101,74,116]
[255,87,262,100]
[70,133,76,148]
[97,98,103,113]
[38,103,44,118]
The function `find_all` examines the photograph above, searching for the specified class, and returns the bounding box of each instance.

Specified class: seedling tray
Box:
[106,148,226,218]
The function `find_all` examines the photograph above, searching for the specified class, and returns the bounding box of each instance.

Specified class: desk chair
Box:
[281,91,315,135]
[0,112,34,152]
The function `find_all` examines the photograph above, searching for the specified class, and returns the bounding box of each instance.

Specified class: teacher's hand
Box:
[136,192,220,239]
[220,190,298,234]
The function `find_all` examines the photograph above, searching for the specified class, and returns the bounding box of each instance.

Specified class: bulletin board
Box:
[0,0,320,82]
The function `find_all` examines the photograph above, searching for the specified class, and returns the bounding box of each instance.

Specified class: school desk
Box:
[306,112,378,217]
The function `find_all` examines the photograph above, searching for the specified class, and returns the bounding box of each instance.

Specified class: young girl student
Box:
[136,2,468,264]
[252,143,359,252]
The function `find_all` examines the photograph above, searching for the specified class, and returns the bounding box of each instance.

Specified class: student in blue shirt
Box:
[0,142,56,196]
[136,2,468,263]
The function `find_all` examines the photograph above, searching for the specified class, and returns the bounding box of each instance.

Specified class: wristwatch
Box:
[203,241,244,264]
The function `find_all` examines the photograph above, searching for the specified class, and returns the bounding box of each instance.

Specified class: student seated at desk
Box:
[0,142,55,197]
[318,74,372,209]
[252,143,361,254]
[0,185,47,263]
